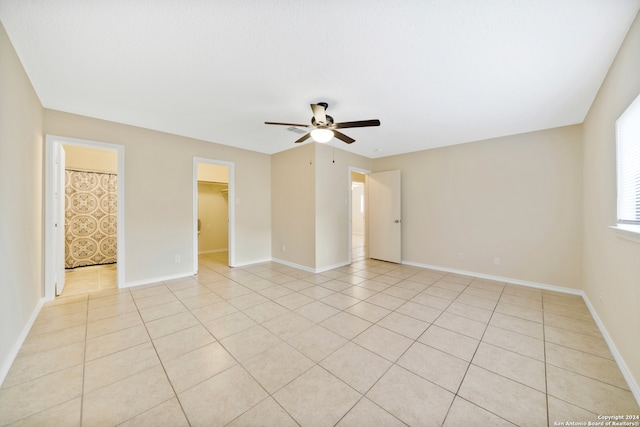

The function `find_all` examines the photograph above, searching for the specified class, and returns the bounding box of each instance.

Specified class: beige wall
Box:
[271,144,316,268]
[44,109,271,283]
[315,143,372,270]
[373,125,583,289]
[0,21,44,380]
[271,142,372,270]
[63,144,117,173]
[582,11,640,391]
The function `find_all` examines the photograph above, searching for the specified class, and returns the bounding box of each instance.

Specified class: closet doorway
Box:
[349,168,370,263]
[44,136,125,300]
[193,158,235,272]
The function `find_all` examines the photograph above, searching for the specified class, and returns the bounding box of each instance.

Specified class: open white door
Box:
[367,170,401,263]
[54,144,66,296]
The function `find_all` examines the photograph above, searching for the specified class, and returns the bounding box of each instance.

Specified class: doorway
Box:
[44,135,125,300]
[349,168,371,264]
[193,158,235,272]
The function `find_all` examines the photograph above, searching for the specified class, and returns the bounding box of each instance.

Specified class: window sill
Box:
[609,225,640,244]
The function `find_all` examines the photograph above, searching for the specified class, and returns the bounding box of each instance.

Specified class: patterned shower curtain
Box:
[64,170,118,269]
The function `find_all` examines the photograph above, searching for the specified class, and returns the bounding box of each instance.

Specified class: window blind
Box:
[616,93,640,225]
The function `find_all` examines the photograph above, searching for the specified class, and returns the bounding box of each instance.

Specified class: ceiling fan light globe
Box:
[310,128,334,143]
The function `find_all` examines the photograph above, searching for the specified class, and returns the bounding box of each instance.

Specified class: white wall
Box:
[582,11,640,394]
[0,20,44,382]
[373,125,584,289]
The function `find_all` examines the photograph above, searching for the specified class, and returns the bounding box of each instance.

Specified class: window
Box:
[616,93,640,227]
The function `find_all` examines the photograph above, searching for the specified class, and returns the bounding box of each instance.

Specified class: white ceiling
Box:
[1,1,638,158]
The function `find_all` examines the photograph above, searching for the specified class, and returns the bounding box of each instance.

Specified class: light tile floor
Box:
[63,264,118,296]
[1,252,638,426]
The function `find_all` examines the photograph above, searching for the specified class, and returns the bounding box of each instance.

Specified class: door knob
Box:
[394,219,400,223]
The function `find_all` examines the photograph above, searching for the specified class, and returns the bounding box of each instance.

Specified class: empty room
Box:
[1,1,639,426]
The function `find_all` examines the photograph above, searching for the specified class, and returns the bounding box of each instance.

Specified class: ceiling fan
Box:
[265,102,381,144]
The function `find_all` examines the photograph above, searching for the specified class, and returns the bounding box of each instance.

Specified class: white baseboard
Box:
[271,258,351,274]
[0,297,45,387]
[401,260,583,295]
[231,258,272,268]
[271,258,316,273]
[581,294,640,405]
[402,259,639,406]
[122,271,195,289]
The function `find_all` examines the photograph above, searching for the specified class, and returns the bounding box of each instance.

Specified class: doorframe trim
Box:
[193,157,235,272]
[44,135,125,300]
[348,167,371,265]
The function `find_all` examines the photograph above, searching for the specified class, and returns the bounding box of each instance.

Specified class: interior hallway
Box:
[0,254,638,426]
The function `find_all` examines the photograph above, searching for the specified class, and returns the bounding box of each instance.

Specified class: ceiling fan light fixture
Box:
[310,128,334,143]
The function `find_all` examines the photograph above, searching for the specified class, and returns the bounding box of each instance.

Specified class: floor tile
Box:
[243,342,314,393]
[481,325,544,361]
[86,311,142,339]
[544,324,613,359]
[489,312,543,339]
[226,397,298,427]
[547,395,600,426]
[203,311,257,340]
[320,311,372,340]
[0,365,83,425]
[118,397,189,427]
[546,342,628,389]
[287,325,348,363]
[220,325,282,362]
[163,342,237,393]
[8,397,81,427]
[85,324,150,361]
[418,325,480,362]
[445,301,493,323]
[145,310,199,339]
[82,365,174,426]
[179,364,268,427]
[546,365,640,415]
[495,300,543,323]
[83,341,160,393]
[472,342,546,392]
[367,365,454,427]
[274,366,361,427]
[320,342,392,393]
[295,301,340,323]
[376,311,429,339]
[443,396,516,427]
[434,312,487,340]
[336,398,405,427]
[398,342,469,393]
[2,341,85,388]
[243,300,289,323]
[262,311,315,340]
[274,292,315,309]
[458,365,547,427]
[5,254,639,427]
[352,325,413,362]
[344,301,391,323]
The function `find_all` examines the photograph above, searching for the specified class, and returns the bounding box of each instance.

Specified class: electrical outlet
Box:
[282,245,286,253]
[175,255,181,263]
[494,257,501,265]
[458,253,464,261]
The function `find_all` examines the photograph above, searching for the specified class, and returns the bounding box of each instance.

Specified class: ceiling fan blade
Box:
[333,130,355,144]
[310,104,327,125]
[265,121,312,127]
[334,119,381,129]
[295,132,311,143]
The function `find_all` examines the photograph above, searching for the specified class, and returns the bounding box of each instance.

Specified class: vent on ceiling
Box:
[287,126,307,135]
